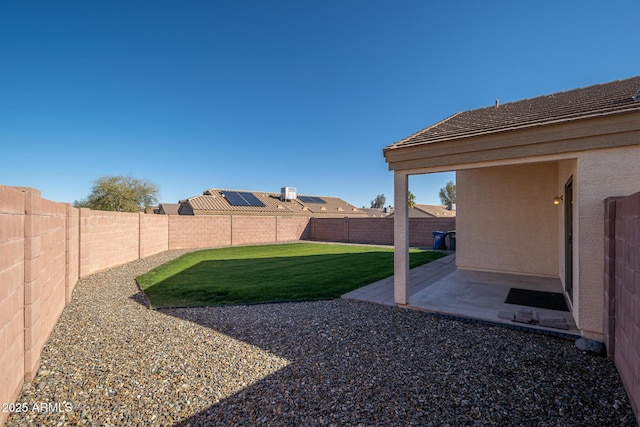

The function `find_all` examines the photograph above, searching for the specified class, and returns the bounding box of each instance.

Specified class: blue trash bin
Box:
[432,231,447,250]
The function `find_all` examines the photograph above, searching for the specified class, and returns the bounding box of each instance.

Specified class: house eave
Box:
[384,111,640,172]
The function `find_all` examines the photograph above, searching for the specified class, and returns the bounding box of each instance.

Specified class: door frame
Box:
[564,176,574,302]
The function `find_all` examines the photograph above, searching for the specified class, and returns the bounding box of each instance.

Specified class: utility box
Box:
[280,187,297,201]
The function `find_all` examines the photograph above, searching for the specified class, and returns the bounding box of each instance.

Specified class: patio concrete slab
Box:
[342,254,579,337]
[408,269,579,336]
[342,253,457,306]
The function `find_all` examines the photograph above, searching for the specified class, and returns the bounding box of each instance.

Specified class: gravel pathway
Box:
[6,250,637,426]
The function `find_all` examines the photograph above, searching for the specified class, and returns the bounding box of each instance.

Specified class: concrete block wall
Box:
[310,217,456,247]
[24,194,67,386]
[605,192,640,421]
[409,218,456,247]
[65,204,79,305]
[139,213,169,258]
[310,218,346,242]
[79,209,140,276]
[168,215,232,249]
[276,216,311,242]
[604,197,618,360]
[0,187,70,426]
[0,186,26,427]
[167,216,311,249]
[231,216,277,245]
[345,218,393,245]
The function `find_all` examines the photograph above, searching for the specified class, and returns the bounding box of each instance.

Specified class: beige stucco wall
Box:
[453,147,640,341]
[573,145,640,339]
[456,162,559,277]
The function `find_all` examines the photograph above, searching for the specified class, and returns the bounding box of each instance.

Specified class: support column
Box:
[394,172,409,305]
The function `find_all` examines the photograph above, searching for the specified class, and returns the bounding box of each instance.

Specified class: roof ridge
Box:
[483,75,640,109]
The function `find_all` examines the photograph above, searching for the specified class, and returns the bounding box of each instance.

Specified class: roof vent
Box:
[281,187,296,201]
[495,99,499,108]
[634,89,640,102]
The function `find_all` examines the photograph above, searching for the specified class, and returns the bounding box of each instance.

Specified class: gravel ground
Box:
[6,250,637,426]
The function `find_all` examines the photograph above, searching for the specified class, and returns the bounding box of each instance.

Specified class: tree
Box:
[408,191,416,208]
[74,175,160,212]
[370,194,386,209]
[439,181,456,206]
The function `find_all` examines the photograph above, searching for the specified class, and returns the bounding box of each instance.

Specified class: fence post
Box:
[603,197,619,361]
[344,217,349,243]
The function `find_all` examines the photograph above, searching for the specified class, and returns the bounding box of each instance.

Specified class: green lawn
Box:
[137,243,446,308]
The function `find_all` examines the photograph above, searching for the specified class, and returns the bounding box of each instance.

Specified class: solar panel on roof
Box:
[221,191,266,207]
[222,191,248,206]
[298,196,326,203]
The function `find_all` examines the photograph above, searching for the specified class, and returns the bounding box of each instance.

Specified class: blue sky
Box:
[1,1,638,208]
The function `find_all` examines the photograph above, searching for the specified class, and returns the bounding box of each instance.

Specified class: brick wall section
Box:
[232,216,277,245]
[276,216,311,241]
[605,192,640,420]
[409,218,456,247]
[65,204,79,304]
[139,213,169,258]
[345,218,394,245]
[311,217,456,247]
[24,195,67,382]
[79,209,140,276]
[311,218,348,242]
[604,198,618,359]
[168,215,232,249]
[22,188,42,383]
[0,186,26,427]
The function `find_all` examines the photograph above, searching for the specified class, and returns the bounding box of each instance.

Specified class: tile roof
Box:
[158,203,180,215]
[387,76,640,149]
[182,188,367,217]
[413,204,456,217]
[361,208,393,217]
[387,204,456,218]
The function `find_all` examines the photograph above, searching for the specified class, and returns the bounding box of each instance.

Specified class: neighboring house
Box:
[384,76,640,341]
[156,203,180,215]
[388,204,455,218]
[178,187,367,218]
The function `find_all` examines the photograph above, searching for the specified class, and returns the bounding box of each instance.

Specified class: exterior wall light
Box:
[553,196,563,205]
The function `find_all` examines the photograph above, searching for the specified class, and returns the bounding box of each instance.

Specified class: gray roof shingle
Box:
[388,76,640,149]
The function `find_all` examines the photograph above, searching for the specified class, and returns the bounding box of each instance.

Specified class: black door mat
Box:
[505,288,569,312]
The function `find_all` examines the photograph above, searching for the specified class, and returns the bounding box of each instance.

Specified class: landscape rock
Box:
[576,337,606,354]
[6,250,636,426]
